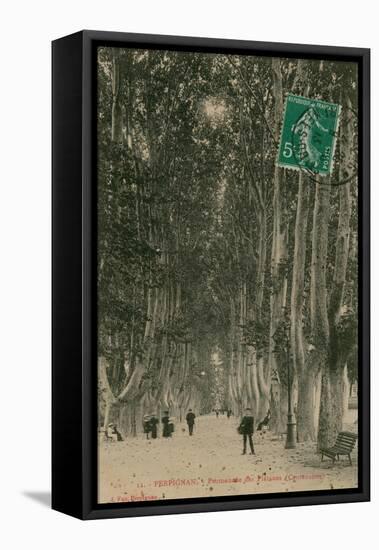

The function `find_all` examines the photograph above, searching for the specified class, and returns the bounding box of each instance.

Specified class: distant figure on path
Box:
[149,414,159,439]
[162,411,172,438]
[215,409,219,418]
[238,408,255,455]
[143,415,151,439]
[227,409,232,419]
[186,409,196,435]
[168,416,175,436]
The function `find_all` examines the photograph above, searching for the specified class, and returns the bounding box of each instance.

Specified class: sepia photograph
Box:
[96,45,360,505]
[1,0,375,543]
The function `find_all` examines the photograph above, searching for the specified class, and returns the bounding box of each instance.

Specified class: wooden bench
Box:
[320,431,358,465]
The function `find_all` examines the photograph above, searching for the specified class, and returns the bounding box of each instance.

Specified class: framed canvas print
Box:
[52,30,370,519]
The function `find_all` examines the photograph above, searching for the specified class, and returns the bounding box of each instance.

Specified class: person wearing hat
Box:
[149,413,159,439]
[161,411,171,438]
[238,408,255,455]
[186,409,196,436]
[143,414,151,439]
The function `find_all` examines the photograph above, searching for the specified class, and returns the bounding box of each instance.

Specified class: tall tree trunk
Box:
[268,58,288,432]
[291,173,312,440]
[317,92,354,449]
[309,176,331,447]
[111,48,123,143]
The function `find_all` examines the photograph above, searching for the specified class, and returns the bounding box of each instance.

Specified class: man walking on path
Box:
[186,409,196,436]
[238,408,255,455]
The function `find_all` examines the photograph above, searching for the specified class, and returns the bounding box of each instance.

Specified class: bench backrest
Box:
[334,431,358,452]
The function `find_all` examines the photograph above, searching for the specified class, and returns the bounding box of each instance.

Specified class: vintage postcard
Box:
[96,47,359,504]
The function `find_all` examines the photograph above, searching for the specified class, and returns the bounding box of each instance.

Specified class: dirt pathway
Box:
[98,413,358,503]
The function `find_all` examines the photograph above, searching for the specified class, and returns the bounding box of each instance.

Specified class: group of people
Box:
[141,406,269,456]
[105,423,124,442]
[214,408,233,418]
[143,413,160,439]
[237,408,271,454]
[105,407,273,456]
[143,409,197,439]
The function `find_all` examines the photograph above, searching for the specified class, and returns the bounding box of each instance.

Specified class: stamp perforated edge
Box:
[276,93,342,178]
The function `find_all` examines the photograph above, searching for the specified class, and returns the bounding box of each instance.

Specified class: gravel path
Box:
[98,413,358,503]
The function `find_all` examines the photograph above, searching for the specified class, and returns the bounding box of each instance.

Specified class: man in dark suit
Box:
[143,415,151,439]
[186,409,196,436]
[238,408,255,455]
[149,413,159,439]
[162,411,171,437]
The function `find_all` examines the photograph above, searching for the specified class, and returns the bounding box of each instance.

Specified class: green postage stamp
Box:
[277,94,341,176]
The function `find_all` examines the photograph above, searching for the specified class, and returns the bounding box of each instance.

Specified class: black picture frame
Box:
[52,30,370,520]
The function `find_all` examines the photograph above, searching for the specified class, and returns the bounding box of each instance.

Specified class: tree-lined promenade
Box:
[97,48,358,451]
